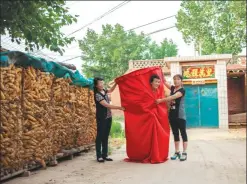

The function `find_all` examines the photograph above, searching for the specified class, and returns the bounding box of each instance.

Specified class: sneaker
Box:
[180,152,187,161]
[170,152,181,160]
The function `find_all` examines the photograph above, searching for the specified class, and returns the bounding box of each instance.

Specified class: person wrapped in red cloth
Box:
[115,67,170,164]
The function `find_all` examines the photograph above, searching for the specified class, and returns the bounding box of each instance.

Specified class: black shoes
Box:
[97,158,104,163]
[103,157,113,161]
[97,157,113,163]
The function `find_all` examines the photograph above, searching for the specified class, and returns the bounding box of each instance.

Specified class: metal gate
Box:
[184,84,219,128]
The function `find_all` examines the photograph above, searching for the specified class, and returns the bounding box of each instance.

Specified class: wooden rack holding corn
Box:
[0,65,96,180]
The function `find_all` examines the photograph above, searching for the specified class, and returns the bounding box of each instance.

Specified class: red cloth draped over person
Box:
[115,67,170,164]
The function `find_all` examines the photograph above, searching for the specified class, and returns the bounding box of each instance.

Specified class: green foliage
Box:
[79,24,178,82]
[147,39,178,59]
[176,1,246,55]
[113,116,125,122]
[0,0,78,55]
[108,146,113,155]
[110,120,125,138]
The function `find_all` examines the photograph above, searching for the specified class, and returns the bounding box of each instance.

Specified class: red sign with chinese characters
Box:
[182,65,215,79]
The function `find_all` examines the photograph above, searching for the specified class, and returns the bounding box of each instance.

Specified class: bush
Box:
[113,116,124,122]
[110,121,125,138]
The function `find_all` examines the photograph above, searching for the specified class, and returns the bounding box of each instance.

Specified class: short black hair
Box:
[150,74,160,83]
[173,74,183,80]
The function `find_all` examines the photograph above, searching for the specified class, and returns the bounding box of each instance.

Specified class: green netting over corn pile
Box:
[0,51,93,89]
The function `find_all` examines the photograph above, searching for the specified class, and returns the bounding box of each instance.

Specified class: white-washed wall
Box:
[170,62,180,85]
[216,60,229,129]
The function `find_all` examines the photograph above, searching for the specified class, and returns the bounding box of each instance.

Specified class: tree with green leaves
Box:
[147,39,178,59]
[176,1,246,55]
[79,24,178,82]
[0,0,78,55]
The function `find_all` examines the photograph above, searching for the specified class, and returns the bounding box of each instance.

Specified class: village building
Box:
[227,56,246,127]
[110,54,246,129]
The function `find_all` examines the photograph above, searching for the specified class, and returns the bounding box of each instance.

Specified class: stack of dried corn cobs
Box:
[52,79,96,149]
[22,67,54,167]
[74,90,96,147]
[51,102,75,151]
[53,78,71,102]
[23,67,53,102]
[0,65,23,170]
[0,65,96,172]
[0,64,22,102]
[52,78,76,150]
[0,103,24,170]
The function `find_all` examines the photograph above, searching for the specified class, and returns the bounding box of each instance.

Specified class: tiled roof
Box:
[227,64,246,71]
[227,56,246,71]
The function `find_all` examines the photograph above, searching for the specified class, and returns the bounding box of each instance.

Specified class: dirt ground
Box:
[4,128,246,184]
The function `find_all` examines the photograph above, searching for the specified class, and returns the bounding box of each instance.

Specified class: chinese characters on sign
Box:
[182,65,215,79]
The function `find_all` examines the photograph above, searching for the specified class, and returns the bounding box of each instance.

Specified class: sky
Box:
[1,1,245,72]
[2,1,193,72]
[59,1,195,72]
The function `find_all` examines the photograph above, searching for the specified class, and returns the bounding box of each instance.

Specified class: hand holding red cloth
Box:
[115,67,170,164]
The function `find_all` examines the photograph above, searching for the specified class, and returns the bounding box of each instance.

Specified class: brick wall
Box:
[229,113,246,123]
[227,76,245,114]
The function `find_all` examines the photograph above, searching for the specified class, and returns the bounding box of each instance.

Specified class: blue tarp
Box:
[0,55,8,67]
[0,51,93,89]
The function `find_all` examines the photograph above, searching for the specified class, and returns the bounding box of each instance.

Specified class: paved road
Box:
[4,129,246,184]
